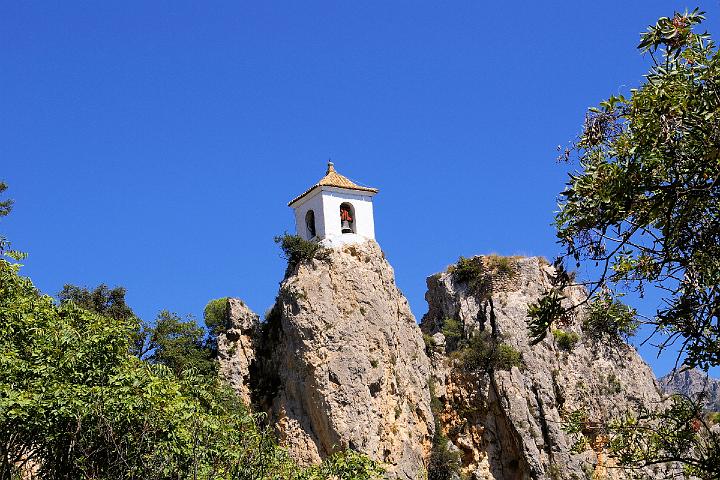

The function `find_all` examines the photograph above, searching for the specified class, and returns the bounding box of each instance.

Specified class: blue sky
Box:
[2,2,719,377]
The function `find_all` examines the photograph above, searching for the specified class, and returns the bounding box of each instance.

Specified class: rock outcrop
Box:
[217,298,260,406]
[421,255,664,479]
[218,246,676,479]
[227,240,434,479]
[660,368,720,411]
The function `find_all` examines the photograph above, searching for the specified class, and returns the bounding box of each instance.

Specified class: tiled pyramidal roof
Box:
[288,162,378,206]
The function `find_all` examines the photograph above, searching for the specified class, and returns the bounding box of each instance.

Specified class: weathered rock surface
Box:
[660,368,720,411]
[217,298,260,406]
[259,240,434,479]
[421,255,665,480]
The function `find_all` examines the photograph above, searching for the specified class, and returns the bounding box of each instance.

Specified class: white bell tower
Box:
[288,162,378,245]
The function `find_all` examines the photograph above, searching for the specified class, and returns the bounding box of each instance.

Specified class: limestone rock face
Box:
[421,256,664,480]
[217,298,260,406]
[660,368,720,411]
[265,240,434,479]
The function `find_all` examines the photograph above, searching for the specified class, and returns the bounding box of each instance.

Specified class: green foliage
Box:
[527,290,566,345]
[607,395,720,479]
[494,343,523,370]
[706,411,720,425]
[203,296,229,356]
[426,382,463,480]
[602,373,622,395]
[58,283,135,322]
[450,255,518,299]
[58,283,147,356]
[59,284,220,376]
[542,12,720,475]
[0,181,12,218]
[274,233,328,269]
[427,427,462,480]
[484,255,517,278]
[146,310,218,377]
[561,408,589,435]
[454,331,522,374]
[451,256,484,285]
[583,291,639,341]
[423,333,436,353]
[301,450,384,480]
[540,8,720,371]
[204,297,229,337]
[552,329,580,351]
[561,408,592,454]
[0,183,22,261]
[441,317,463,352]
[0,256,292,478]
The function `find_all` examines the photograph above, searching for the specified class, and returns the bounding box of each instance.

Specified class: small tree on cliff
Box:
[527,9,720,477]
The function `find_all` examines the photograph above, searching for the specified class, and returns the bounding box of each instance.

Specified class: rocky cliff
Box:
[219,239,434,479]
[660,369,720,412]
[218,245,672,479]
[420,255,664,480]
[217,298,259,406]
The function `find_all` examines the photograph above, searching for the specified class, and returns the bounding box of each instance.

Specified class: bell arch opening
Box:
[340,203,355,234]
[305,209,317,239]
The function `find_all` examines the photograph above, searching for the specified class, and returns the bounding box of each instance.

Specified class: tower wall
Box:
[292,191,325,240]
[291,187,375,241]
[320,189,375,240]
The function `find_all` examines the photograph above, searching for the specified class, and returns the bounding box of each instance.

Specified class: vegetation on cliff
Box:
[528,9,720,478]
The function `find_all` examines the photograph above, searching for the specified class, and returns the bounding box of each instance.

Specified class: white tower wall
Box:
[291,187,376,243]
[320,189,375,239]
[292,192,325,240]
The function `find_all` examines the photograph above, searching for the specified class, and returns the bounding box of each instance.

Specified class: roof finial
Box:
[326,160,335,174]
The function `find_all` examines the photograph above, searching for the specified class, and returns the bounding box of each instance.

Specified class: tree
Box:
[59,284,220,376]
[528,9,720,478]
[0,182,17,258]
[528,8,720,370]
[0,182,12,218]
[58,284,135,323]
[204,297,229,356]
[145,310,217,377]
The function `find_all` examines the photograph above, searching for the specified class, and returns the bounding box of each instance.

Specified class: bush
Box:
[450,255,518,301]
[527,290,568,346]
[427,428,462,480]
[485,254,518,278]
[494,343,523,370]
[454,331,522,374]
[204,297,228,335]
[427,378,463,480]
[302,450,384,480]
[451,256,484,284]
[552,329,580,351]
[423,333,436,353]
[274,233,328,268]
[441,317,464,352]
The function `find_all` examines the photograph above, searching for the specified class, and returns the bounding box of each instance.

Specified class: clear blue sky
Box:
[2,2,719,377]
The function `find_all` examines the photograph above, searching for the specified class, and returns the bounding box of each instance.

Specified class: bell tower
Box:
[288,162,378,245]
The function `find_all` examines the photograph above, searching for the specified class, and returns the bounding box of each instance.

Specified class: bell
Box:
[341,219,352,233]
